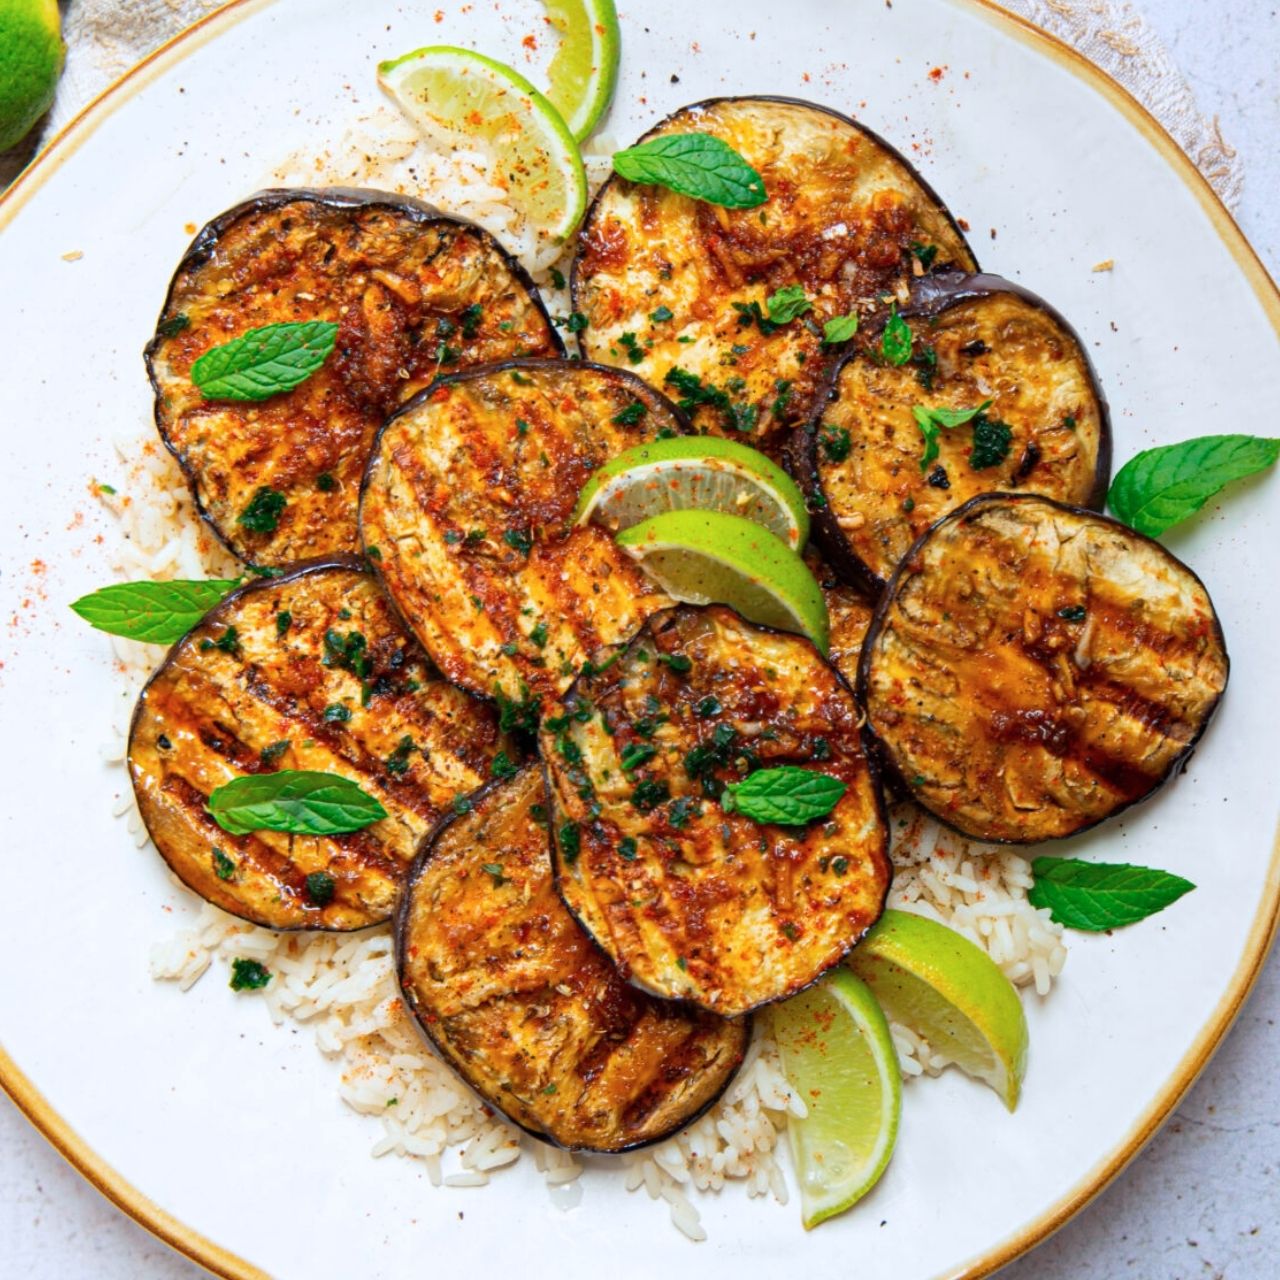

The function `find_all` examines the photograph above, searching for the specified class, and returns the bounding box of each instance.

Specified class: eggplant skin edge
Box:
[143,187,566,570]
[544,603,893,1018]
[569,93,980,335]
[854,491,1230,846]
[393,766,752,1154]
[794,270,1114,600]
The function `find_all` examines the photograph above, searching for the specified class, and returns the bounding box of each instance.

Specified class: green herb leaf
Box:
[305,871,336,906]
[1028,858,1195,931]
[207,770,388,836]
[822,314,859,345]
[211,848,236,881]
[559,821,581,864]
[911,400,993,471]
[191,321,339,401]
[70,578,242,644]
[612,133,767,209]
[1107,434,1280,537]
[881,308,913,366]
[612,399,647,426]
[491,750,519,781]
[237,486,287,534]
[720,765,847,825]
[908,240,938,270]
[620,742,658,773]
[649,305,674,323]
[969,412,1013,470]
[819,424,851,463]
[229,958,272,991]
[765,285,812,326]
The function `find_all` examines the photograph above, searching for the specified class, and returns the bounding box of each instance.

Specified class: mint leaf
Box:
[881,308,913,366]
[1108,434,1280,536]
[613,133,767,208]
[191,321,339,401]
[70,578,241,643]
[721,766,847,825]
[1028,858,1195,931]
[766,285,812,326]
[911,400,992,471]
[822,314,859,345]
[207,770,388,836]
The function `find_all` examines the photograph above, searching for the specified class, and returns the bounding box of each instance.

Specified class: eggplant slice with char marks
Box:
[574,96,976,456]
[396,766,749,1152]
[542,604,890,1017]
[360,359,687,705]
[129,559,509,930]
[859,494,1228,844]
[146,188,562,567]
[803,272,1110,595]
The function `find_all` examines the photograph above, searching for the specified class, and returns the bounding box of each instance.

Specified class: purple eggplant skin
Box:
[144,187,564,570]
[127,554,511,932]
[856,492,1229,845]
[571,96,979,458]
[394,764,751,1154]
[794,270,1114,599]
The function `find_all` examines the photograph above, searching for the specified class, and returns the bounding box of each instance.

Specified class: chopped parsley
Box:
[481,862,506,885]
[229,958,271,991]
[491,750,519,780]
[619,332,645,364]
[384,735,416,775]
[820,424,851,462]
[565,311,589,333]
[668,796,697,829]
[211,848,236,880]
[453,794,474,815]
[618,837,639,861]
[503,527,534,556]
[908,240,938,270]
[649,305,674,323]
[200,625,241,655]
[322,628,370,678]
[969,412,1014,470]
[529,621,549,649]
[316,472,337,492]
[305,871,336,906]
[157,312,190,339]
[1057,604,1088,622]
[549,267,567,289]
[620,742,658,773]
[496,686,542,735]
[656,652,692,674]
[880,308,912,366]
[322,703,352,724]
[259,740,290,766]
[559,821,581,864]
[275,610,292,637]
[695,695,722,718]
[237,485,287,534]
[630,779,671,812]
[612,399,647,426]
[460,303,484,339]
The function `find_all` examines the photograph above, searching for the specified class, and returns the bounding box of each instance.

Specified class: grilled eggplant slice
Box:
[146,188,562,567]
[360,359,686,705]
[859,494,1228,843]
[542,604,890,1017]
[574,97,976,456]
[129,559,508,929]
[396,766,749,1152]
[804,272,1110,594]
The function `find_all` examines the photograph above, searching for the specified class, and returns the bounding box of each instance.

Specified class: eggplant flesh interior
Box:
[146,188,563,567]
[807,272,1110,595]
[359,359,689,704]
[574,96,977,457]
[542,604,891,1018]
[128,559,508,930]
[859,494,1229,844]
[396,766,749,1152]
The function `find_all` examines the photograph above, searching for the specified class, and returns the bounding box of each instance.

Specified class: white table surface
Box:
[2,1,1277,1276]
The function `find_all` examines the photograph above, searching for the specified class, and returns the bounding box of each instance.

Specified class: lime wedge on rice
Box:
[377,45,588,241]
[771,968,901,1229]
[616,509,829,653]
[542,0,620,141]
[849,909,1029,1111]
[575,436,810,549]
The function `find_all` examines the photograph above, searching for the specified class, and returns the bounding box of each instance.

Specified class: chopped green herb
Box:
[881,308,912,366]
[460,303,484,339]
[384,735,416,775]
[668,796,697,829]
[97,482,118,496]
[481,862,506,885]
[305,871,336,906]
[619,331,645,363]
[496,686,542,735]
[908,240,938,270]
[200,625,241,656]
[453,794,474,815]
[237,486,287,534]
[969,412,1014,470]
[559,821,581,864]
[695,695,722,718]
[831,855,849,876]
[1057,604,1087,622]
[322,703,352,724]
[157,313,190,339]
[612,399,648,426]
[631,778,671,812]
[322,628,370,678]
[565,311,589,333]
[229,958,271,991]
[822,313,859,345]
[550,267,567,289]
[529,621,549,648]
[912,399,993,471]
[275,610,292,637]
[618,837,638,861]
[657,652,692,674]
[503,527,534,556]
[819,424,852,463]
[212,848,236,881]
[259,740,290,766]
[649,305,674,323]
[491,751,519,780]
[316,472,337,492]
[620,742,658,773]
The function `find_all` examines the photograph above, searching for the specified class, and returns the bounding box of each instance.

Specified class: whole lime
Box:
[0,0,64,151]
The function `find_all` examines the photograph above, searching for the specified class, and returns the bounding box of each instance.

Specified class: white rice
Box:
[101,120,1068,1240]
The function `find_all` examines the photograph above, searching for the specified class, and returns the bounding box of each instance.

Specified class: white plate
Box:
[1,2,1277,1277]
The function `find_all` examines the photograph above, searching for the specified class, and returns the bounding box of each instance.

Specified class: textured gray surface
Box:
[1,1,1277,1277]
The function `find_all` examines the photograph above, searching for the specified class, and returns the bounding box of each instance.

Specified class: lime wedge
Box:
[377,44,588,241]
[616,509,829,653]
[772,969,901,1229]
[575,436,810,550]
[542,0,620,141]
[849,909,1029,1111]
